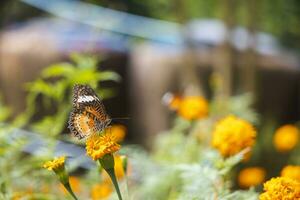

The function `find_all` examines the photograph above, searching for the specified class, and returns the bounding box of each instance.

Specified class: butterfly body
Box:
[68,84,111,139]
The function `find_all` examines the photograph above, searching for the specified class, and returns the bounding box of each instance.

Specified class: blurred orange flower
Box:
[259,177,300,200]
[106,125,127,143]
[212,115,256,158]
[281,165,300,182]
[273,125,299,153]
[177,96,208,120]
[91,182,112,200]
[40,185,50,193]
[238,167,266,188]
[86,134,120,161]
[12,191,33,200]
[162,92,182,111]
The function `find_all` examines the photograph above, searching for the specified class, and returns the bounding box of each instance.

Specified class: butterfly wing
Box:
[68,108,96,139]
[73,84,100,108]
[68,84,111,139]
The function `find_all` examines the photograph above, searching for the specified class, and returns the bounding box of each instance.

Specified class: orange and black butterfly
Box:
[68,84,111,139]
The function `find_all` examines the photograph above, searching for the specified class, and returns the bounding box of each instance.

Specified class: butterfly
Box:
[68,84,112,139]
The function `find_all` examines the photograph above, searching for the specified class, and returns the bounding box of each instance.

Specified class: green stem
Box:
[105,168,123,200]
[64,182,79,200]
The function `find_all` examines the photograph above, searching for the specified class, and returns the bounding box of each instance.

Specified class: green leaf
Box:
[0,97,11,122]
[96,71,122,82]
[41,63,75,78]
[25,79,68,102]
[70,53,98,69]
[31,105,70,137]
[97,88,117,99]
[25,79,53,95]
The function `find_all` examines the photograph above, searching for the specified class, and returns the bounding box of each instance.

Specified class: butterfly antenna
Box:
[112,117,131,120]
[111,117,130,124]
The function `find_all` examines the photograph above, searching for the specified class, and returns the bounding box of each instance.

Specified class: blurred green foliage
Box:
[0,96,56,199]
[15,53,120,137]
[210,93,259,125]
[0,95,11,123]
[125,117,259,200]
[0,53,121,199]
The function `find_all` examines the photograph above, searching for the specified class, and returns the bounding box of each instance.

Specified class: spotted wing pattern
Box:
[68,84,111,139]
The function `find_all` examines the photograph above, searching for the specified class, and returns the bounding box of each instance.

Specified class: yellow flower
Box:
[281,165,300,182]
[43,156,66,172]
[86,134,121,161]
[103,155,125,181]
[238,167,266,188]
[106,125,126,143]
[177,96,208,120]
[43,157,78,199]
[91,183,112,200]
[273,125,299,153]
[212,115,256,157]
[162,92,182,111]
[60,176,81,194]
[259,177,300,200]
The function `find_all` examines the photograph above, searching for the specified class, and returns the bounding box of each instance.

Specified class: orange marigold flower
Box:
[43,156,66,172]
[273,125,299,153]
[177,96,208,120]
[106,125,127,143]
[259,177,300,200]
[91,183,112,200]
[86,134,121,161]
[281,165,300,182]
[238,167,266,188]
[212,115,256,158]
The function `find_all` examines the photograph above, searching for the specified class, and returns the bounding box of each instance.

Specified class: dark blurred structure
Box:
[0,0,300,146]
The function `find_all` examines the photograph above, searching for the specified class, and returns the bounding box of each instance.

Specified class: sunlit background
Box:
[0,0,300,199]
